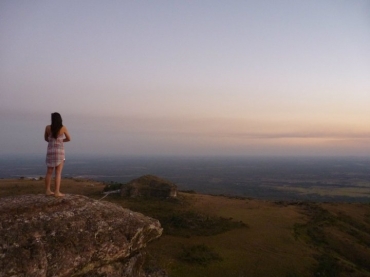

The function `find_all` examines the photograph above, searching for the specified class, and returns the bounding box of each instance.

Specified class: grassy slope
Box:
[1,178,369,277]
[146,194,315,277]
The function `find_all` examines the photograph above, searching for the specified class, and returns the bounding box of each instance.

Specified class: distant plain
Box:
[1,156,370,202]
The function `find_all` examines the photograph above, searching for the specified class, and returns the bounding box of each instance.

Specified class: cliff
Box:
[0,194,165,277]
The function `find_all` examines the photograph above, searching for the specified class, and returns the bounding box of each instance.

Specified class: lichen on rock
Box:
[0,194,164,277]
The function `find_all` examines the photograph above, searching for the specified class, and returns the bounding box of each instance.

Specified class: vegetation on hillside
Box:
[108,193,247,237]
[178,244,223,266]
[293,202,370,276]
[1,178,370,277]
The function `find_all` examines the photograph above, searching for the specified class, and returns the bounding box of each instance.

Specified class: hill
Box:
[0,178,369,277]
[120,175,178,198]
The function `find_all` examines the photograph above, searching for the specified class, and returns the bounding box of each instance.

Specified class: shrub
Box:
[178,244,222,266]
[313,254,340,277]
[161,211,248,237]
[103,182,123,192]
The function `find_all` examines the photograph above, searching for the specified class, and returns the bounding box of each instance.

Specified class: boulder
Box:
[120,175,177,199]
[0,194,165,277]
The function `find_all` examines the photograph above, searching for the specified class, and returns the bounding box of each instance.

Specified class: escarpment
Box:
[0,194,165,277]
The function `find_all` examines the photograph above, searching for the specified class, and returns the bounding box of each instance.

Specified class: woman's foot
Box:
[45,191,54,196]
[54,192,65,197]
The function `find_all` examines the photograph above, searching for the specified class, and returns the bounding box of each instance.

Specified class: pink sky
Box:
[1,1,369,157]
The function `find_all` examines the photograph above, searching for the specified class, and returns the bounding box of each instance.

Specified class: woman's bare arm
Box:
[62,126,71,142]
[44,125,50,142]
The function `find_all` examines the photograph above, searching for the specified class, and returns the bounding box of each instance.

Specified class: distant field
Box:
[1,178,370,277]
[2,156,370,202]
[271,181,370,198]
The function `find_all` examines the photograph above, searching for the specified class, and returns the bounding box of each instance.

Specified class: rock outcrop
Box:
[0,194,165,277]
[120,175,177,199]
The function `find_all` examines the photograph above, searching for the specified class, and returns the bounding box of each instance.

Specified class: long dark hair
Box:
[51,112,63,139]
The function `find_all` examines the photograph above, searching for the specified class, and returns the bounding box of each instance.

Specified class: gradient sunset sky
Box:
[1,1,369,157]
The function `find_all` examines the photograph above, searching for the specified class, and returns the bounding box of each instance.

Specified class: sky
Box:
[1,1,370,157]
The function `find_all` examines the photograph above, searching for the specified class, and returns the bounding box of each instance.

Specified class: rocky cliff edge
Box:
[0,194,164,277]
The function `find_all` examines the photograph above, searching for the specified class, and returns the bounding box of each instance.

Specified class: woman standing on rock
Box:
[44,112,71,197]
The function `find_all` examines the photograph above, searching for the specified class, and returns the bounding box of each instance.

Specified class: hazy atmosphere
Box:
[1,1,370,157]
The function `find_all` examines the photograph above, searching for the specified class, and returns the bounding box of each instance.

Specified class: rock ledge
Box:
[0,194,164,277]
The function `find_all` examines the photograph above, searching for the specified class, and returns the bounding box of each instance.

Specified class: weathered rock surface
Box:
[121,175,177,199]
[0,194,165,277]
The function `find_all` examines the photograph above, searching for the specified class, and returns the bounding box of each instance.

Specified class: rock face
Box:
[0,194,165,277]
[120,175,177,199]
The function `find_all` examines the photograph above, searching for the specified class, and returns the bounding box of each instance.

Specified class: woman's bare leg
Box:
[45,167,54,195]
[54,161,65,197]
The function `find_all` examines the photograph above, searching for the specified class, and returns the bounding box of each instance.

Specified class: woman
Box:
[44,112,71,197]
